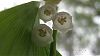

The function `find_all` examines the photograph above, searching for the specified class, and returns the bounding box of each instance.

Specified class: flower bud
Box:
[52,12,73,32]
[39,4,57,22]
[32,24,53,47]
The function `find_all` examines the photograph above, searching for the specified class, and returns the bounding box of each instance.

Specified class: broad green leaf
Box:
[0,1,39,56]
[0,1,61,56]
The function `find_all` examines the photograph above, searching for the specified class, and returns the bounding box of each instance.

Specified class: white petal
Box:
[39,4,57,22]
[32,24,53,47]
[52,12,73,32]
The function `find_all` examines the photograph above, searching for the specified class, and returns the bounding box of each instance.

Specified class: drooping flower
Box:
[39,4,57,22]
[52,12,73,32]
[32,24,53,47]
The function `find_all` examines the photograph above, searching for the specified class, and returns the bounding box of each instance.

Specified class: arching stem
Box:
[49,30,57,56]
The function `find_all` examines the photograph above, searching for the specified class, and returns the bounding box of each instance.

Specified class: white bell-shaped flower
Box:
[52,12,73,32]
[32,24,53,47]
[39,4,57,22]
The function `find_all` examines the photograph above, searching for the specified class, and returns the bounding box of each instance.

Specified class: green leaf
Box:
[0,1,38,56]
[56,51,62,56]
[0,1,61,56]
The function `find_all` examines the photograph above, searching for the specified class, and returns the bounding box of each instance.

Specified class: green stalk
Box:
[49,30,57,56]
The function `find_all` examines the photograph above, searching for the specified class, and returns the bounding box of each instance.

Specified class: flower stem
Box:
[49,30,57,56]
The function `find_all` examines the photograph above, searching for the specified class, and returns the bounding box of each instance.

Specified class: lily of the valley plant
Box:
[32,0,73,56]
[32,0,73,47]
[0,0,73,56]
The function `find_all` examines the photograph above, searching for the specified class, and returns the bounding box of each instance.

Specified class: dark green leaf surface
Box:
[0,1,61,56]
[0,1,38,56]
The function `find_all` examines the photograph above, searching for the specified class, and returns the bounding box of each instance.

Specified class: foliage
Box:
[0,1,61,56]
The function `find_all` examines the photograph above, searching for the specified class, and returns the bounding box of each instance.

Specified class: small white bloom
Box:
[52,12,73,32]
[32,24,53,47]
[39,4,57,22]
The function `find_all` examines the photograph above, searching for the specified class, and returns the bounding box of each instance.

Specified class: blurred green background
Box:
[56,0,100,56]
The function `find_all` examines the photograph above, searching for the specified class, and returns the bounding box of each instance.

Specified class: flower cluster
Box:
[32,0,73,47]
